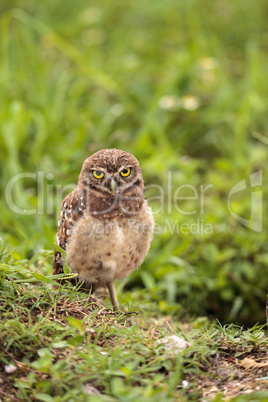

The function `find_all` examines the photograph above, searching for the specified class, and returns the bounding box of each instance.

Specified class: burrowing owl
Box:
[53,149,154,310]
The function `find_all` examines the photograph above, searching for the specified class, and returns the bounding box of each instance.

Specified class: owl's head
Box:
[78,149,145,216]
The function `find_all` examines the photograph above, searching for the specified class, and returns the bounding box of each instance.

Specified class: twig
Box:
[165,320,174,334]
[0,345,29,371]
[0,389,20,402]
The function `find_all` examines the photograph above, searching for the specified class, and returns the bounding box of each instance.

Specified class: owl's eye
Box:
[93,170,104,179]
[120,168,131,177]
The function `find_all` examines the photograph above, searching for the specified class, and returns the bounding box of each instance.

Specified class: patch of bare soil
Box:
[0,371,19,402]
[199,352,268,400]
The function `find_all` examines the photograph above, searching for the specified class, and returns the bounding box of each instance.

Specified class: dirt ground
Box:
[198,352,268,400]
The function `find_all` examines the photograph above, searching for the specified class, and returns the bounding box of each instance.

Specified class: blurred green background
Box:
[0,0,267,325]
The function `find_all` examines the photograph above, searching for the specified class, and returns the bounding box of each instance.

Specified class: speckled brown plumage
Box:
[53,149,154,310]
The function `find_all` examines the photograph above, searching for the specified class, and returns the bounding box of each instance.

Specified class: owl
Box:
[53,149,154,311]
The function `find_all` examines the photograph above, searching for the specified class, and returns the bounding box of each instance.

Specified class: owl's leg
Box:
[106,282,119,311]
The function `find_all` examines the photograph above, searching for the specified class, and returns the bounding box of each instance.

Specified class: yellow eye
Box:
[93,170,104,179]
[120,167,131,177]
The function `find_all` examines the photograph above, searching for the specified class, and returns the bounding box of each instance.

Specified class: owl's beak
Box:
[110,178,117,194]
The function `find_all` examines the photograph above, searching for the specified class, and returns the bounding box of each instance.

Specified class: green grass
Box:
[0,0,268,399]
[1,0,268,324]
[1,276,267,401]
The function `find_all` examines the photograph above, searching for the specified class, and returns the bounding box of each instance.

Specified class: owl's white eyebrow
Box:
[119,165,134,171]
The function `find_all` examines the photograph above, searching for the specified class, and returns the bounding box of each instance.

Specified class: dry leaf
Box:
[240,357,268,370]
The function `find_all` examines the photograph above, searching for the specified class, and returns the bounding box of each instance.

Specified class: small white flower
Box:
[198,57,218,83]
[159,95,180,110]
[182,380,189,388]
[5,364,17,374]
[181,95,200,111]
[198,57,218,70]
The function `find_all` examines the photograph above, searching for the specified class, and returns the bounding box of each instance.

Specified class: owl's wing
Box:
[53,187,86,275]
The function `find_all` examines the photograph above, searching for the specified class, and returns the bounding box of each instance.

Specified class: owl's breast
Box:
[66,202,154,284]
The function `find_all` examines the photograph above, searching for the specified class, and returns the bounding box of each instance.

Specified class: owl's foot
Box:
[106,281,119,311]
